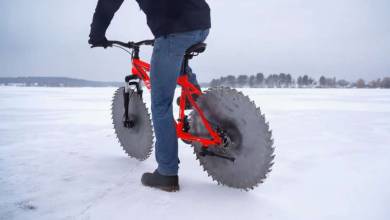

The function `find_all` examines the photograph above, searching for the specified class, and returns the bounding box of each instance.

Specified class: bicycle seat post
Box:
[181,43,206,75]
[181,55,190,75]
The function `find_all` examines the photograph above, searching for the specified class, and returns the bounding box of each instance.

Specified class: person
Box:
[88,0,211,192]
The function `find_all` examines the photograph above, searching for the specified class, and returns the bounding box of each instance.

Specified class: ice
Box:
[1,87,389,220]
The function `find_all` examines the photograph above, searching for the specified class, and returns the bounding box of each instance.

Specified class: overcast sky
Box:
[0,0,389,82]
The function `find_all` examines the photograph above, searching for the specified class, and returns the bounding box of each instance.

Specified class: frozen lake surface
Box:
[1,87,389,220]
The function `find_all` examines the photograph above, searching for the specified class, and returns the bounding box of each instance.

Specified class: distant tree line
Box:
[209,73,390,89]
[0,77,122,87]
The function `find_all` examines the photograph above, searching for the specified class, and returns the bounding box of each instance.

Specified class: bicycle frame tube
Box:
[132,59,151,90]
[176,75,223,146]
[131,58,222,147]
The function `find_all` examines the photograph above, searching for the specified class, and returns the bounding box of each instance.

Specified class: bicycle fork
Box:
[122,75,143,128]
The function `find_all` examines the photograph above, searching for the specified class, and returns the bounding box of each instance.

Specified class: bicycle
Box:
[106,39,275,190]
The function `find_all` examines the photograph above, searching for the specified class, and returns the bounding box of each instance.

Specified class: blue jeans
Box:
[150,29,209,176]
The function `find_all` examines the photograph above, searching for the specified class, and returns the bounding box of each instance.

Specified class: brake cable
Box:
[112,45,133,56]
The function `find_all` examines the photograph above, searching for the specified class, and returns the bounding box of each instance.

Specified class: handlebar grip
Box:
[90,43,112,49]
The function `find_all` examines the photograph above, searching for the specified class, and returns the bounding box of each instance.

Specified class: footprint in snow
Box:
[15,200,37,211]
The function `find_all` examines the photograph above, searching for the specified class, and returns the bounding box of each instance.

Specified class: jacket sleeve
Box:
[89,0,125,42]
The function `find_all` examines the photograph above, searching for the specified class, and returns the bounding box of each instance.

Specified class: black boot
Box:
[141,170,180,192]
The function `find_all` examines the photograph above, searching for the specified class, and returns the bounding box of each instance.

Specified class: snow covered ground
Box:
[1,87,389,220]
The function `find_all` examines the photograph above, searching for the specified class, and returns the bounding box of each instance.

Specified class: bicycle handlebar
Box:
[107,39,154,49]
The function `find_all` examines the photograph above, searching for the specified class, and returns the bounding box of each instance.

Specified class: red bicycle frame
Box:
[131,58,222,147]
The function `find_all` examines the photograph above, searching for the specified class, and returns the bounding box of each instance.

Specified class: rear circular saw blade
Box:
[111,87,154,161]
[189,87,275,190]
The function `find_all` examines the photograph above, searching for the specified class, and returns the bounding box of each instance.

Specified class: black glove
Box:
[88,0,124,49]
[88,35,110,48]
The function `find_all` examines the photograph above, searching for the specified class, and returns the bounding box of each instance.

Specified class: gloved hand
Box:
[88,36,110,48]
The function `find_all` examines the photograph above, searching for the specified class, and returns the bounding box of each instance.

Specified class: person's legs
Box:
[150,29,209,176]
[150,38,181,176]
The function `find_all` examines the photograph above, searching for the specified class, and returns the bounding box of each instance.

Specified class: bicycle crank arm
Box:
[199,148,235,162]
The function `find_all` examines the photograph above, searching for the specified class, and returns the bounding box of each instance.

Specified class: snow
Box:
[1,87,390,220]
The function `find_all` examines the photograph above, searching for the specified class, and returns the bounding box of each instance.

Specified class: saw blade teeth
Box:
[189,87,275,190]
[256,107,262,115]
[111,87,154,160]
[267,130,273,139]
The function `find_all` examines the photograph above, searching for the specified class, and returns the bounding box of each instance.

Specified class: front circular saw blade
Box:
[189,87,275,190]
[111,87,154,161]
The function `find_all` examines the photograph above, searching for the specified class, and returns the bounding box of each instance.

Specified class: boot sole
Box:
[160,185,180,192]
[143,184,180,192]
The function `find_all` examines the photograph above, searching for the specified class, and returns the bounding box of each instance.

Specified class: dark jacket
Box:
[89,0,211,40]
